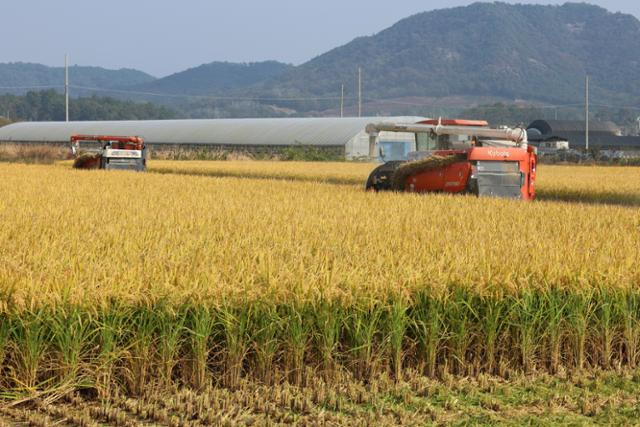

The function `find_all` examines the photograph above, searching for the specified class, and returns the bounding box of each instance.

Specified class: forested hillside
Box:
[255,3,640,110]
[130,61,292,95]
[0,90,175,121]
[0,63,156,94]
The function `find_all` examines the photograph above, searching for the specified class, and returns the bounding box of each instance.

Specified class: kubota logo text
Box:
[488,150,510,157]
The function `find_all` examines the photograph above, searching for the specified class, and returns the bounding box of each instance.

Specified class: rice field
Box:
[0,160,639,424]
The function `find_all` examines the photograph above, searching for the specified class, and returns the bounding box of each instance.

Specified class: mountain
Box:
[255,2,640,109]
[0,62,156,94]
[3,3,639,118]
[129,61,293,95]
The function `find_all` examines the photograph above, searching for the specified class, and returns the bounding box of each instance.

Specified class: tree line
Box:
[0,90,176,122]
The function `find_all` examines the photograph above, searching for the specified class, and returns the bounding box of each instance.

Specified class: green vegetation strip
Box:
[1,288,640,400]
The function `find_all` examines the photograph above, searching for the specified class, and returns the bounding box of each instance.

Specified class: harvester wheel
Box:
[365,161,403,192]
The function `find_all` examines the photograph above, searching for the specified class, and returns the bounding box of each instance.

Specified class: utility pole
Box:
[65,54,69,122]
[358,67,362,118]
[340,84,344,118]
[585,75,589,151]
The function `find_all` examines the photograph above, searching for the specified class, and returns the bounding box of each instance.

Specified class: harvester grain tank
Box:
[365,119,537,200]
[71,134,147,171]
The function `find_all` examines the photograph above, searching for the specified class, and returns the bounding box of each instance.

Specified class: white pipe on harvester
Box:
[365,123,528,143]
[368,134,378,158]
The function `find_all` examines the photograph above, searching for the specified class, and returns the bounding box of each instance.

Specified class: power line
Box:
[0,82,638,111]
[65,54,69,122]
[69,85,357,102]
[0,85,63,90]
[0,83,357,102]
[340,84,344,118]
[361,98,590,110]
[585,75,589,151]
[589,103,640,111]
[358,67,362,117]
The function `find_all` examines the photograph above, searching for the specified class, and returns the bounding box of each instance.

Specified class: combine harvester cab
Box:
[467,145,537,200]
[365,119,537,200]
[71,135,147,171]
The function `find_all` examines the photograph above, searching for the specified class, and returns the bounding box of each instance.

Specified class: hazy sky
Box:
[2,0,638,77]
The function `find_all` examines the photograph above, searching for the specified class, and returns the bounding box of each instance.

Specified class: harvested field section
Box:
[150,160,372,185]
[1,368,640,425]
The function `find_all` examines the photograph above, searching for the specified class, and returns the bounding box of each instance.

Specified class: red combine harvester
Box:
[365,119,537,200]
[71,135,147,171]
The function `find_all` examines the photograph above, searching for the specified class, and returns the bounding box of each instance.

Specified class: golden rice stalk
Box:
[0,162,638,310]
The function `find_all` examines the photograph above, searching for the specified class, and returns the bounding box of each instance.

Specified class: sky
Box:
[1,0,638,77]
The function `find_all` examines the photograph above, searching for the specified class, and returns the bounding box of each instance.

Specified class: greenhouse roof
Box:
[0,117,425,146]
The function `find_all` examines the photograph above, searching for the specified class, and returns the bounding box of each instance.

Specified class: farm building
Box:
[527,119,640,150]
[0,117,423,160]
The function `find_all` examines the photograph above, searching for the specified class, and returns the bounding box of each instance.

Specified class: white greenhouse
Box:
[0,117,424,160]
